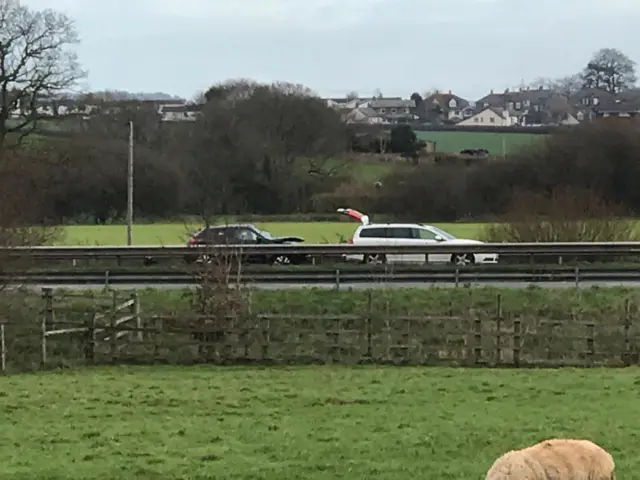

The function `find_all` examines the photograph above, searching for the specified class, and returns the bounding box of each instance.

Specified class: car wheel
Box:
[450,253,475,266]
[197,254,213,264]
[363,253,386,265]
[143,256,156,266]
[273,255,292,266]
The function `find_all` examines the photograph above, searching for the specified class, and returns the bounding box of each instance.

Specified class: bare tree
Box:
[187,80,347,216]
[582,48,637,94]
[528,74,582,96]
[0,0,84,150]
[553,74,583,96]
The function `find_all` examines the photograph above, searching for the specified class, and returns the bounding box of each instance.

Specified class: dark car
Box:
[184,223,308,265]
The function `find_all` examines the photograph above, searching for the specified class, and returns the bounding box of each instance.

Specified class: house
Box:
[420,90,471,123]
[342,106,385,124]
[594,89,640,118]
[523,110,580,126]
[477,87,554,114]
[326,97,363,110]
[473,86,590,126]
[159,103,202,122]
[569,88,614,110]
[457,107,519,127]
[365,98,416,123]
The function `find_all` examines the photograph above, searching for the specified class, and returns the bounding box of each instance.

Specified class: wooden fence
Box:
[2,292,640,372]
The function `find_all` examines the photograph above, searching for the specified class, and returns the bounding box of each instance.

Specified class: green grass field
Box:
[416,131,544,154]
[0,365,635,479]
[58,222,485,245]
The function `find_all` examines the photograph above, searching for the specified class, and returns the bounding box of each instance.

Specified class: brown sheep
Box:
[485,438,615,480]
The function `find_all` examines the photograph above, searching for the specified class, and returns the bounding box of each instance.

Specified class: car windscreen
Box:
[256,228,273,239]
[429,226,456,240]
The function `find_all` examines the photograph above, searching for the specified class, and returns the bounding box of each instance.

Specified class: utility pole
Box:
[126,121,134,246]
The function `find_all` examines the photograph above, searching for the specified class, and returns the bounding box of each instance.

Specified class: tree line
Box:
[1,0,639,240]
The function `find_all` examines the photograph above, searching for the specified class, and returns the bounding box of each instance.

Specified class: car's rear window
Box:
[358,227,387,238]
[387,227,413,239]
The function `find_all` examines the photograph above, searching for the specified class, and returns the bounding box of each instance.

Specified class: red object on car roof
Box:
[337,208,370,225]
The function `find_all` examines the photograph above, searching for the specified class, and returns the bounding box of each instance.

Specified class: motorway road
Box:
[17,281,640,291]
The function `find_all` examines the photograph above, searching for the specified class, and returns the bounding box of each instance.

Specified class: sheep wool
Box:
[485,438,615,480]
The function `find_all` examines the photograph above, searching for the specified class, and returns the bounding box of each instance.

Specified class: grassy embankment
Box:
[0,364,636,479]
[1,287,637,478]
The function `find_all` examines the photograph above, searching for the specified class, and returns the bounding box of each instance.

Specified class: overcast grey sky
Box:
[22,0,640,100]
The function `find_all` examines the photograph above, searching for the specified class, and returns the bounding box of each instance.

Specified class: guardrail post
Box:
[104,270,110,288]
[454,267,460,288]
[335,269,340,290]
[574,267,580,288]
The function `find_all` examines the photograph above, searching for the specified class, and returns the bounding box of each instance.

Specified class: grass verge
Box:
[0,365,636,479]
[2,285,633,317]
[128,286,639,316]
[56,222,485,245]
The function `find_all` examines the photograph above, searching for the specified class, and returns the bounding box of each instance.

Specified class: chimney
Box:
[448,90,451,95]
[490,89,494,94]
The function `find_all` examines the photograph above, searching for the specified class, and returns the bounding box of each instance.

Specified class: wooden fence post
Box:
[495,294,502,365]
[85,313,96,364]
[365,291,372,359]
[40,309,47,367]
[42,288,54,329]
[110,290,117,362]
[1,323,6,374]
[513,318,521,367]
[586,322,595,364]
[130,292,141,341]
[473,316,482,365]
[153,316,161,358]
[623,299,631,366]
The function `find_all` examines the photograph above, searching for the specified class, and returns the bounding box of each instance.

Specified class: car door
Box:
[413,227,449,264]
[226,227,261,263]
[386,227,414,263]
[355,227,388,263]
[195,227,225,245]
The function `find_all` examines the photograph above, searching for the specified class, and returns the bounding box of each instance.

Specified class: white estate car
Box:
[337,208,498,266]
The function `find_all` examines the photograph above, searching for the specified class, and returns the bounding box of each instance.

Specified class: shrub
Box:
[481,187,639,243]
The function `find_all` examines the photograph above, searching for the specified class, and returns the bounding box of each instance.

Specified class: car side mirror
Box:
[434,235,444,242]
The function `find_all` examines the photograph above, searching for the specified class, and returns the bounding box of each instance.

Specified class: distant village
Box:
[16,85,640,127]
[327,86,640,127]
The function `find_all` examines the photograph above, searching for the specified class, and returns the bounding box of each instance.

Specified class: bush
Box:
[481,187,639,243]
[369,119,640,222]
